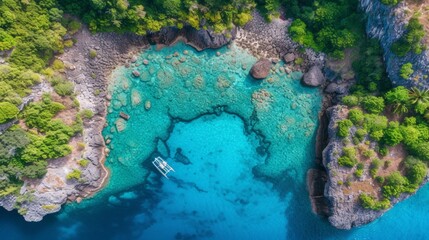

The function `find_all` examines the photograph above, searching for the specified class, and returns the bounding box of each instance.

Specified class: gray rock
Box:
[325,82,349,94]
[302,66,325,87]
[250,59,272,79]
[283,53,295,63]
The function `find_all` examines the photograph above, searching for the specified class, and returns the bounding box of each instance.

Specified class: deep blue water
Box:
[1,113,429,239]
[1,43,429,239]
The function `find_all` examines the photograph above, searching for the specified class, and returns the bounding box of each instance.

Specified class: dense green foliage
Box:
[0,94,80,195]
[362,96,385,114]
[287,0,362,58]
[337,119,353,138]
[359,193,391,210]
[0,102,19,123]
[0,0,67,71]
[60,0,255,33]
[391,17,426,57]
[352,40,390,92]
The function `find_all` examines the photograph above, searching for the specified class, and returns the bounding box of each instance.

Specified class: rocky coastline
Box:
[361,0,429,88]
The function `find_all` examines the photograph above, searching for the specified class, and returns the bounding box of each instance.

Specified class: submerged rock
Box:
[145,100,151,110]
[115,118,127,132]
[250,59,272,79]
[302,66,325,87]
[132,70,140,77]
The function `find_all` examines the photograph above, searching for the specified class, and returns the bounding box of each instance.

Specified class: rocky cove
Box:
[1,2,429,236]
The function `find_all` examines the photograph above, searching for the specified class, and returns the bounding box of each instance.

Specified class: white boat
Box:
[152,157,175,179]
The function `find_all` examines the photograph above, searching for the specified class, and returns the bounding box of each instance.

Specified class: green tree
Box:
[363,96,385,114]
[0,102,19,123]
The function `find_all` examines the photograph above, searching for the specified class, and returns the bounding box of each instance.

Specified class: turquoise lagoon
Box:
[1,43,429,239]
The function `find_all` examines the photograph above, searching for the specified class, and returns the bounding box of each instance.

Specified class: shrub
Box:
[362,96,385,114]
[337,119,353,138]
[80,109,94,119]
[338,156,356,167]
[89,49,97,59]
[78,159,90,167]
[52,59,65,71]
[54,81,74,96]
[359,193,390,210]
[0,102,19,123]
[409,142,429,161]
[375,176,385,184]
[404,156,427,186]
[342,95,360,107]
[370,130,384,141]
[363,114,388,133]
[363,149,375,158]
[355,169,363,178]
[400,63,414,79]
[348,109,364,125]
[384,86,410,104]
[391,17,425,56]
[355,128,367,141]
[370,159,381,177]
[382,171,408,198]
[400,125,420,146]
[66,169,82,180]
[383,121,403,146]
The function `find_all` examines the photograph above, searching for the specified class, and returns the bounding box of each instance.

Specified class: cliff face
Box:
[360,0,429,88]
[321,106,383,229]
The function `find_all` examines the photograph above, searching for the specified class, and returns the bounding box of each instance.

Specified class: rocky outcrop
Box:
[250,59,272,79]
[148,26,235,51]
[360,0,429,88]
[235,11,325,70]
[321,106,384,229]
[302,66,325,87]
[307,169,330,216]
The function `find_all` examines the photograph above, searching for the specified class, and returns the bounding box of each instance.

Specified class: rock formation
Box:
[302,66,325,87]
[250,59,272,79]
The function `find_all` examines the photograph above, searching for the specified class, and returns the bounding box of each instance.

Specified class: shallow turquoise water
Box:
[1,43,429,239]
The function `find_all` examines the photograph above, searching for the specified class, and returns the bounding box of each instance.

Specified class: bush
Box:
[400,125,420,146]
[355,168,363,178]
[0,102,19,123]
[66,169,82,180]
[337,119,353,138]
[338,156,356,167]
[384,86,410,104]
[362,96,385,114]
[383,121,403,146]
[78,159,90,167]
[391,17,425,56]
[410,142,429,161]
[359,193,390,210]
[80,109,94,119]
[89,49,97,59]
[400,63,414,79]
[363,114,388,133]
[342,95,360,107]
[348,109,365,125]
[370,130,384,141]
[382,171,408,198]
[355,128,367,141]
[370,159,381,177]
[404,156,427,186]
[54,81,74,96]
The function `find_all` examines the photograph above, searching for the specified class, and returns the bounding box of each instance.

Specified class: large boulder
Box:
[283,53,296,63]
[250,59,272,79]
[302,66,325,87]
